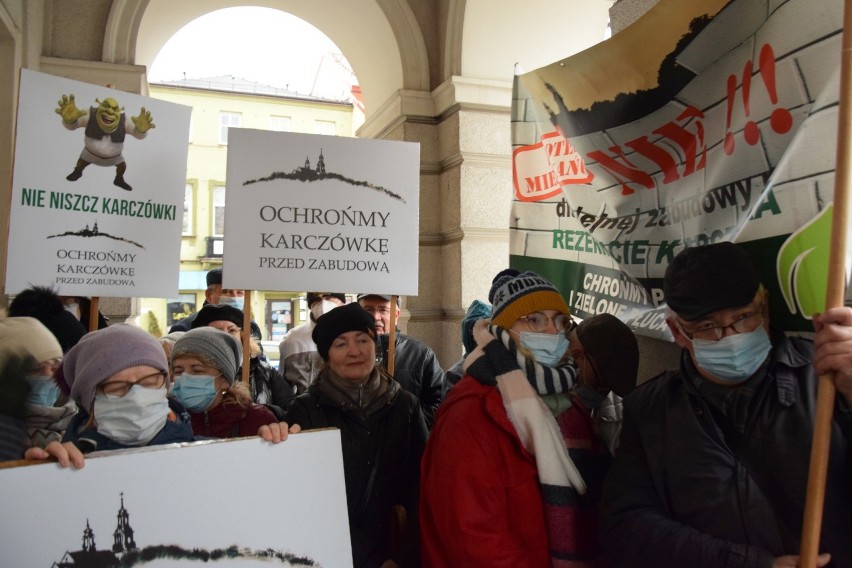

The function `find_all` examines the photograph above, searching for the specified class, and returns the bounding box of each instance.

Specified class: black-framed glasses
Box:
[517,312,570,333]
[98,372,166,397]
[677,306,764,342]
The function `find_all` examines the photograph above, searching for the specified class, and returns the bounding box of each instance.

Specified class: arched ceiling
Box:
[124,0,425,115]
[460,0,612,80]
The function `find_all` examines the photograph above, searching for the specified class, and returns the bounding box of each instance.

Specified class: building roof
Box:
[150,75,351,105]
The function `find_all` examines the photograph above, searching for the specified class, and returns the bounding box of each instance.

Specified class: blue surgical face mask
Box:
[218,296,244,311]
[94,385,169,446]
[171,374,220,412]
[692,326,772,383]
[26,376,60,407]
[519,331,569,367]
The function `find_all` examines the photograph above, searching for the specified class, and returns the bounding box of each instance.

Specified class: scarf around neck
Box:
[464,324,588,566]
[317,366,400,417]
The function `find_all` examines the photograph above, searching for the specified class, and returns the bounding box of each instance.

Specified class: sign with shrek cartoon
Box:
[222,129,420,295]
[511,0,850,340]
[5,69,190,298]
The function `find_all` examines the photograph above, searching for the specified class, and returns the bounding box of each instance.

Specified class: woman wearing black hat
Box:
[262,302,428,568]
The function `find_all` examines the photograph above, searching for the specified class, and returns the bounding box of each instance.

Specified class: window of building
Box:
[182,183,194,235]
[219,112,241,144]
[212,185,226,236]
[269,115,292,131]
[314,120,336,136]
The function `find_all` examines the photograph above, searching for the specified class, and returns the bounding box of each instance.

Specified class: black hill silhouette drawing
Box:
[242,149,407,204]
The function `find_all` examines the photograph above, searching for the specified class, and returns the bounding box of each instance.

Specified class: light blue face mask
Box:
[519,331,569,367]
[692,326,772,383]
[171,374,219,412]
[218,296,244,311]
[27,376,60,407]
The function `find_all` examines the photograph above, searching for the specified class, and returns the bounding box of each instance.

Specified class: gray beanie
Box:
[65,324,168,414]
[171,327,242,385]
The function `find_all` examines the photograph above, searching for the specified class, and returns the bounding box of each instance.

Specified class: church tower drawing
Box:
[112,492,137,553]
[316,149,326,174]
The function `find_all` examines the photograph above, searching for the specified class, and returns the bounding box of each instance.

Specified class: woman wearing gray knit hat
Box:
[170,327,278,438]
[421,268,610,567]
[261,302,428,568]
[33,324,197,468]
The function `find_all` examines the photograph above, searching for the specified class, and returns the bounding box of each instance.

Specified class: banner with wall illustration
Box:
[4,69,190,298]
[0,431,353,567]
[221,129,420,295]
[511,0,850,340]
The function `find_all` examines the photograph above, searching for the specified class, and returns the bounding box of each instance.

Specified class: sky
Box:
[147,7,357,100]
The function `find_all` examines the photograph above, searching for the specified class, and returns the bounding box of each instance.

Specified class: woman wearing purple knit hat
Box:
[32,324,197,468]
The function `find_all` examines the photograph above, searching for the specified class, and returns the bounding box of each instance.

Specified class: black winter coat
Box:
[377,333,444,426]
[285,372,428,568]
[601,337,852,568]
[244,355,296,420]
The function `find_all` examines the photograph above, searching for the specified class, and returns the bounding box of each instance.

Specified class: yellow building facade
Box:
[139,77,356,343]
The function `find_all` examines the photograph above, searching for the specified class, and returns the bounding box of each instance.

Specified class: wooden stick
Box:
[799,1,852,563]
[88,297,100,332]
[387,295,398,376]
[241,290,252,386]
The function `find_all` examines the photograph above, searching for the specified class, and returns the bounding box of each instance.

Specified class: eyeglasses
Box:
[362,306,391,315]
[677,306,764,342]
[98,372,166,397]
[517,312,571,333]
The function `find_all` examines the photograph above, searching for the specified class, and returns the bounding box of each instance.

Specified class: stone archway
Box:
[103,0,430,118]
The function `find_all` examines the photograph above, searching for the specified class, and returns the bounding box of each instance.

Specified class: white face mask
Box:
[64,302,79,316]
[311,300,339,321]
[93,385,169,446]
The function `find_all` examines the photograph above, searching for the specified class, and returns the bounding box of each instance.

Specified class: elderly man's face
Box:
[667,288,770,383]
[358,296,399,335]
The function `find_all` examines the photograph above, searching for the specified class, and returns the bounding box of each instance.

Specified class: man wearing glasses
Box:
[601,242,852,568]
[357,293,444,427]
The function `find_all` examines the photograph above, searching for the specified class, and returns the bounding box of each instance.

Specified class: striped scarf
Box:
[464,325,592,566]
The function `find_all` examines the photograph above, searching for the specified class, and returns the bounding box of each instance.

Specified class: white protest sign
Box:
[4,69,190,297]
[222,129,420,295]
[0,430,352,567]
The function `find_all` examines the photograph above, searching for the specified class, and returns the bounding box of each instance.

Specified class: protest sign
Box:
[511,0,849,339]
[4,69,190,298]
[0,431,352,567]
[221,129,420,296]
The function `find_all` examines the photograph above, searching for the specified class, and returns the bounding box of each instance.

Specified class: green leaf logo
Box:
[777,205,832,318]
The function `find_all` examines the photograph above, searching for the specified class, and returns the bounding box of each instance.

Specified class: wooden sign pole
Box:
[241,290,252,386]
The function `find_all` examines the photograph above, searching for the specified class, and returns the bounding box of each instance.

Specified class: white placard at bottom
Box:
[0,430,352,567]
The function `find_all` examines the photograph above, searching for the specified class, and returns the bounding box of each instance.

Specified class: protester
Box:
[263,302,427,568]
[169,268,260,338]
[357,293,444,425]
[30,324,196,468]
[8,285,87,352]
[420,269,599,567]
[278,292,346,393]
[171,327,277,437]
[443,299,491,394]
[191,304,295,419]
[566,312,639,454]
[600,242,852,568]
[0,317,78,451]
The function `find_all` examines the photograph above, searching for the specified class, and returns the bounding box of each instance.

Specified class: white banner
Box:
[5,69,190,298]
[0,430,352,567]
[222,129,420,296]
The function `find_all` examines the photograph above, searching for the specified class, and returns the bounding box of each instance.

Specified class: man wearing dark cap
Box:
[567,313,639,455]
[278,292,346,394]
[357,293,445,426]
[169,268,252,334]
[601,242,852,568]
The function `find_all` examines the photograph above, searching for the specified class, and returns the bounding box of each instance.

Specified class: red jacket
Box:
[420,376,549,567]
